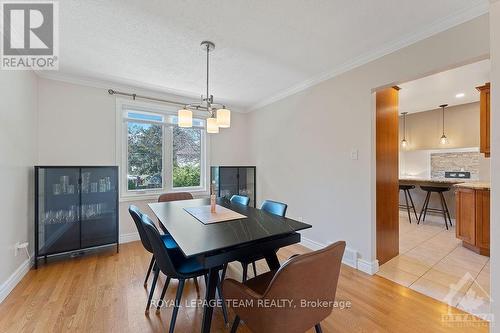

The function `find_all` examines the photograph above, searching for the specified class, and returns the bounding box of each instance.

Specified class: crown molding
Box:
[248,1,489,112]
[35,71,246,113]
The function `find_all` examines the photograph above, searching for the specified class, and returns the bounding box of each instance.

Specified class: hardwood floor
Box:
[0,242,489,333]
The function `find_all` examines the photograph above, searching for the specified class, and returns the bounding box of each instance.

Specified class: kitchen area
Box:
[377,60,491,318]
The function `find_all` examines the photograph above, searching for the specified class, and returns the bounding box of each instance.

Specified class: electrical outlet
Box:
[15,242,29,256]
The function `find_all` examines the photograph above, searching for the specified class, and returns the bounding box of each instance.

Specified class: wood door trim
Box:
[376,87,399,265]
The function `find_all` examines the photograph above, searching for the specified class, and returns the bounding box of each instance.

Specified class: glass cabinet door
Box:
[80,167,118,248]
[37,168,81,255]
[238,167,255,207]
[219,167,238,200]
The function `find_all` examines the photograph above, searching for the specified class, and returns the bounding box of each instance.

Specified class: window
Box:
[119,104,207,197]
[173,126,202,188]
[127,121,163,190]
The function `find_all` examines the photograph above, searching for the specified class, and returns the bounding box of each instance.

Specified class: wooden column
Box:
[376,87,400,265]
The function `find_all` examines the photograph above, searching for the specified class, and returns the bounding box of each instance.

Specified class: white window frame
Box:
[115,98,210,200]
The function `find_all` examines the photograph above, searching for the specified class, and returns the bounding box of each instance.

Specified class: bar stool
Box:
[399,184,418,223]
[418,186,452,230]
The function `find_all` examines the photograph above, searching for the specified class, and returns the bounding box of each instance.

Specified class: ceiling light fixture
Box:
[401,112,409,149]
[177,41,231,134]
[455,93,465,98]
[108,41,231,134]
[439,104,449,145]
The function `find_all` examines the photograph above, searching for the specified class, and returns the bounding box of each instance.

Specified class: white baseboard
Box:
[0,258,31,304]
[357,258,379,275]
[300,237,324,251]
[300,237,376,273]
[119,232,140,244]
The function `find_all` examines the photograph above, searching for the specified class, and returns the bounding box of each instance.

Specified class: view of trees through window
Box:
[127,116,202,191]
[173,127,201,188]
[127,122,163,190]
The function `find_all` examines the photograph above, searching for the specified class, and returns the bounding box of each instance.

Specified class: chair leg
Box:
[315,323,323,333]
[156,277,171,313]
[407,189,419,222]
[241,263,248,283]
[169,279,185,333]
[252,261,257,277]
[441,192,453,226]
[144,255,155,288]
[230,316,240,333]
[419,192,431,224]
[403,189,411,223]
[216,272,229,325]
[145,268,159,315]
[418,192,427,224]
[221,263,228,281]
[438,192,449,230]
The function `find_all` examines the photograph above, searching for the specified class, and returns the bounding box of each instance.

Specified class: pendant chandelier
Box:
[401,112,409,149]
[177,41,231,134]
[439,104,448,145]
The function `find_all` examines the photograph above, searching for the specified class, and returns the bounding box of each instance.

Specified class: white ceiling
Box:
[49,0,489,110]
[399,59,490,114]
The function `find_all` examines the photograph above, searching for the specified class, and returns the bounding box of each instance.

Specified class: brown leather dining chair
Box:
[222,241,346,333]
[157,192,194,233]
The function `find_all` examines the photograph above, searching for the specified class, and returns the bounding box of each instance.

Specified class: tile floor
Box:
[377,211,491,319]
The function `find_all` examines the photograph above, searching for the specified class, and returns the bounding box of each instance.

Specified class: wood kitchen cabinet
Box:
[455,186,490,256]
[476,83,490,158]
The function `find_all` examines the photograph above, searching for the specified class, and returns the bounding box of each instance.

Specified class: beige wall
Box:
[490,1,499,331]
[210,111,253,166]
[36,78,250,237]
[400,102,480,150]
[0,70,38,299]
[248,15,490,267]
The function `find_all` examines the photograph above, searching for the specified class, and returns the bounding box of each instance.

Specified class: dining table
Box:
[148,197,312,333]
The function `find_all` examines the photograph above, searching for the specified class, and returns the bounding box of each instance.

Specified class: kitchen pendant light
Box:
[175,41,231,134]
[401,112,409,149]
[439,104,449,145]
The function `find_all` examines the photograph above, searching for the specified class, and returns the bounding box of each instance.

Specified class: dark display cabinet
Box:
[35,166,118,268]
[210,166,256,207]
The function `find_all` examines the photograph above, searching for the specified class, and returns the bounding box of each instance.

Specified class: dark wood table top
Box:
[148,198,311,258]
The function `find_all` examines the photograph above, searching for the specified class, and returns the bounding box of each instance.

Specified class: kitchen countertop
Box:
[399,177,472,184]
[400,177,490,190]
[454,182,491,190]
[399,177,472,185]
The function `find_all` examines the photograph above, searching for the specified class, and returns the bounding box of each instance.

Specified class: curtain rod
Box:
[108,89,187,107]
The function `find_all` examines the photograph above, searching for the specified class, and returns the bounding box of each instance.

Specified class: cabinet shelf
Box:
[35,166,119,268]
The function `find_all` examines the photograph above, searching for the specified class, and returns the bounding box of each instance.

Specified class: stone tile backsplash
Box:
[430,152,480,179]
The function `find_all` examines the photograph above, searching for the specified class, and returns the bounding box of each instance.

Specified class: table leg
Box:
[264,251,280,270]
[201,267,219,333]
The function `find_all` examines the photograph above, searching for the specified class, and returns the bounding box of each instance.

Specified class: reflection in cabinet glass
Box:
[211,166,256,207]
[35,166,119,268]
